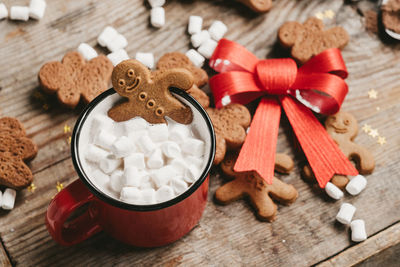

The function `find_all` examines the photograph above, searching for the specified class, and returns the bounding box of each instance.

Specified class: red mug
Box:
[46,88,215,247]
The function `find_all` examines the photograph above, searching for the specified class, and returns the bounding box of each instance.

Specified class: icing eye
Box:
[127,69,135,77]
[344,119,350,125]
[138,92,147,101]
[118,79,125,86]
[155,107,164,116]
[146,99,155,109]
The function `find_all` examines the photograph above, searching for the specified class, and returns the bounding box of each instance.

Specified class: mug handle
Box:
[46,179,102,246]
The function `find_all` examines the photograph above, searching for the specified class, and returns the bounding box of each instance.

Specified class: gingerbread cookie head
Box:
[108,59,194,124]
[206,104,251,165]
[278,17,349,63]
[325,111,358,140]
[238,0,272,13]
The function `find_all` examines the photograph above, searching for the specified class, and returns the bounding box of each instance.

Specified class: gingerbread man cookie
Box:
[206,104,251,165]
[0,117,38,190]
[278,17,349,63]
[215,152,298,222]
[238,0,272,13]
[39,52,113,108]
[155,52,210,108]
[302,111,375,189]
[108,59,194,124]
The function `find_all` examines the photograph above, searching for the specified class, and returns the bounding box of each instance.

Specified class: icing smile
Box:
[332,125,347,133]
[126,78,139,91]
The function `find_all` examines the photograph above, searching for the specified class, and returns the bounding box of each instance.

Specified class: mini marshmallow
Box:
[151,166,176,188]
[123,167,143,187]
[112,136,134,158]
[123,117,148,135]
[184,164,200,183]
[109,170,124,192]
[107,34,128,52]
[150,7,165,28]
[169,124,190,142]
[94,130,117,150]
[124,153,146,169]
[208,20,228,41]
[336,203,356,225]
[147,149,164,169]
[148,0,165,7]
[29,0,46,20]
[351,219,367,242]
[188,15,203,35]
[128,129,148,143]
[346,175,367,196]
[181,138,204,157]
[135,52,154,69]
[10,6,29,21]
[91,169,111,190]
[0,3,8,20]
[156,185,175,203]
[161,141,181,158]
[85,144,109,163]
[77,43,98,61]
[137,135,156,154]
[120,187,142,204]
[91,114,114,134]
[169,158,187,175]
[140,181,154,190]
[170,177,188,195]
[107,49,129,66]
[198,39,218,59]
[141,188,156,204]
[98,26,118,47]
[99,155,121,174]
[191,30,210,48]
[325,182,343,200]
[148,124,169,142]
[185,155,203,168]
[186,49,205,67]
[2,188,16,210]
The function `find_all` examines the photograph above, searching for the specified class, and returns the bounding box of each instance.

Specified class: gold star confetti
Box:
[315,12,324,20]
[67,136,71,144]
[368,89,378,99]
[64,124,71,133]
[56,181,64,192]
[369,129,379,138]
[42,103,49,110]
[362,124,372,133]
[324,10,335,19]
[377,136,387,145]
[27,183,36,193]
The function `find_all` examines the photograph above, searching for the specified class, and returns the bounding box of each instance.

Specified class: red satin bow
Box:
[209,39,358,188]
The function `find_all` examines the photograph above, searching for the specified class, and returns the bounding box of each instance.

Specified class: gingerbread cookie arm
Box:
[0,155,33,189]
[188,85,210,108]
[38,62,67,94]
[349,145,375,174]
[326,27,350,49]
[275,153,294,174]
[331,175,349,190]
[214,134,227,165]
[0,117,26,137]
[155,69,194,92]
[215,179,245,204]
[278,21,303,48]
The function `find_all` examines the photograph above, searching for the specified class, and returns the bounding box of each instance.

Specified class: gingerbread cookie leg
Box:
[268,178,298,205]
[302,165,349,190]
[349,146,375,174]
[250,189,277,221]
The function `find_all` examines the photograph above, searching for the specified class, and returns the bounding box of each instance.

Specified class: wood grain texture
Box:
[0,0,400,266]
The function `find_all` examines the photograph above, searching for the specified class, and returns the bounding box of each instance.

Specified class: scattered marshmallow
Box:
[2,188,16,210]
[325,182,343,200]
[135,52,154,69]
[29,0,46,20]
[351,219,367,242]
[10,6,29,21]
[151,166,176,188]
[110,170,124,192]
[120,187,142,204]
[98,26,118,47]
[198,39,218,59]
[94,130,117,150]
[123,117,148,135]
[181,138,204,156]
[148,124,168,142]
[107,33,128,52]
[186,49,205,67]
[191,30,210,48]
[188,15,203,35]
[147,149,164,169]
[141,188,156,204]
[184,164,200,183]
[150,7,165,28]
[209,20,227,41]
[107,49,129,66]
[123,167,143,187]
[85,144,109,163]
[156,185,175,202]
[77,43,98,61]
[99,155,121,174]
[148,0,165,7]
[124,153,146,170]
[137,135,156,154]
[169,124,190,142]
[112,136,134,158]
[346,175,367,196]
[92,169,110,189]
[0,3,8,20]
[170,177,188,195]
[161,141,181,158]
[336,203,356,225]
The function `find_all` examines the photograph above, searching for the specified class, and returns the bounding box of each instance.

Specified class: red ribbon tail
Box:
[280,96,358,188]
[234,97,281,184]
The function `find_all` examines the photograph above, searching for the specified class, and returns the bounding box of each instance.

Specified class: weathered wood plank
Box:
[0,241,11,267]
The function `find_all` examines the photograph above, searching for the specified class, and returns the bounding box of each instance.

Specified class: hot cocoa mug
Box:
[46,88,215,247]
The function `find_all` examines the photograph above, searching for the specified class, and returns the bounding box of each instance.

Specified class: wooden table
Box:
[1,0,399,266]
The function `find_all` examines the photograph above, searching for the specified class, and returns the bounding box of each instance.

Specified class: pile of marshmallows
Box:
[0,0,46,21]
[325,175,368,242]
[85,115,206,205]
